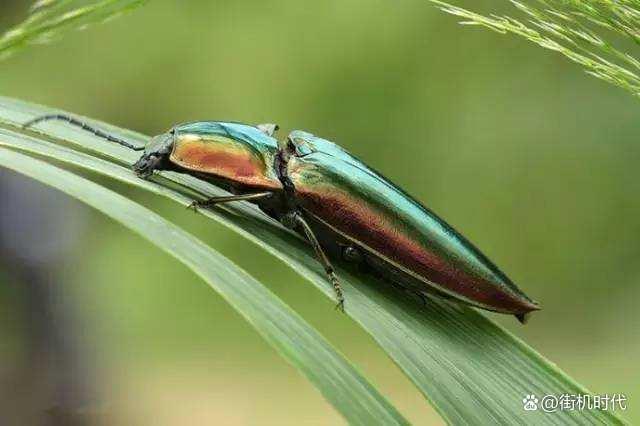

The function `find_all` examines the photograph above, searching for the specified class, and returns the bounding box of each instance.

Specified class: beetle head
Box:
[133,132,174,178]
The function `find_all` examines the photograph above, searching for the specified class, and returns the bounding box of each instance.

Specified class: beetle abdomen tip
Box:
[515,310,539,324]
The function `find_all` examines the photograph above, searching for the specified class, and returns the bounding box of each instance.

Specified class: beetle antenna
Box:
[23,114,145,151]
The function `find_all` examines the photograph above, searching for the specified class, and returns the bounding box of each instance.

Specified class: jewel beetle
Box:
[23,114,540,322]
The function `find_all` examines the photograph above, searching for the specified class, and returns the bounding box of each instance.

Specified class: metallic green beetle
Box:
[24,115,540,322]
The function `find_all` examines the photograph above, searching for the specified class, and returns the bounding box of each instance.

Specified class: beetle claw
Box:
[334,299,345,313]
[187,201,201,212]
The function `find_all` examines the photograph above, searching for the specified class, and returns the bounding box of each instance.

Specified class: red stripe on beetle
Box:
[298,187,537,314]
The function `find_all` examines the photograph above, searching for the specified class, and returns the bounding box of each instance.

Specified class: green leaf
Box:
[0,97,627,425]
[0,0,146,60]
[0,145,408,426]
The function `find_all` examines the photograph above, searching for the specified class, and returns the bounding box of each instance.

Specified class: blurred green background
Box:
[1,0,638,424]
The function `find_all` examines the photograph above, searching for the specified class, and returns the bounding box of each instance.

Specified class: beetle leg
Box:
[188,191,273,211]
[341,245,363,264]
[412,290,429,308]
[256,123,279,137]
[284,211,345,312]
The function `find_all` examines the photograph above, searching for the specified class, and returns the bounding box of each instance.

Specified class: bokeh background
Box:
[1,0,638,424]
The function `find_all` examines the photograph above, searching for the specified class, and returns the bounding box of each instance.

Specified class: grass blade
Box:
[0,145,408,426]
[0,0,146,60]
[426,0,640,97]
[0,97,627,424]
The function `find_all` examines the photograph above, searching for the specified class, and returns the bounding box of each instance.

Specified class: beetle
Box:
[23,114,540,323]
